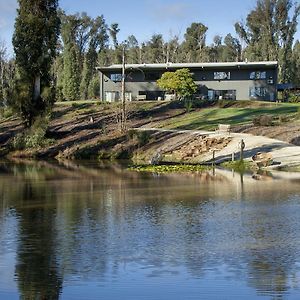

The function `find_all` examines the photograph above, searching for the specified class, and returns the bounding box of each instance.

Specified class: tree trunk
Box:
[34,75,41,101]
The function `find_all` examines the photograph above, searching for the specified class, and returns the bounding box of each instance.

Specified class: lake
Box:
[0,160,300,299]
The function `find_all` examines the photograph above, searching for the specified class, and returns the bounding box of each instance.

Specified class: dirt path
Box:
[134,127,300,169]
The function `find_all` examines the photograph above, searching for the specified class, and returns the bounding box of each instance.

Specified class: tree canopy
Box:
[12,0,60,126]
[235,0,300,82]
[157,68,197,99]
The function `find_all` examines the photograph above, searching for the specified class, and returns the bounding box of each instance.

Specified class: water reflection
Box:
[0,160,300,299]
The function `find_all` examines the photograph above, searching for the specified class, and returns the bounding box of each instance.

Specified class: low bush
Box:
[252,114,274,126]
[184,99,193,113]
[137,131,151,146]
[11,117,54,150]
[278,115,290,123]
[288,93,300,103]
[127,130,151,146]
[0,107,14,119]
[11,128,54,150]
[127,129,136,140]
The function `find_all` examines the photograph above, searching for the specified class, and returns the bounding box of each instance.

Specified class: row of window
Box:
[206,88,270,99]
[104,87,273,101]
[109,71,272,82]
[110,72,160,82]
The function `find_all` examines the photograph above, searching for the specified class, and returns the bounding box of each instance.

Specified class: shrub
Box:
[11,117,54,150]
[11,133,26,150]
[0,107,14,119]
[278,115,290,123]
[184,99,193,113]
[137,131,151,146]
[127,129,136,140]
[288,92,300,103]
[127,130,151,146]
[11,128,54,150]
[252,114,274,126]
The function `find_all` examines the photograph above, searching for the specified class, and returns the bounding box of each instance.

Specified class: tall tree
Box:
[143,34,165,63]
[109,23,122,63]
[164,34,180,63]
[222,34,241,62]
[209,35,224,62]
[62,44,80,101]
[126,35,140,64]
[292,40,300,85]
[12,0,60,126]
[109,23,120,49]
[80,15,108,99]
[235,0,300,82]
[60,13,82,101]
[181,23,208,62]
[0,41,7,105]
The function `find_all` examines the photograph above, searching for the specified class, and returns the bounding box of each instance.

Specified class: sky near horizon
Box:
[1,0,300,56]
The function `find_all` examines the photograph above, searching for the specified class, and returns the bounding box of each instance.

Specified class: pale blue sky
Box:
[1,0,300,56]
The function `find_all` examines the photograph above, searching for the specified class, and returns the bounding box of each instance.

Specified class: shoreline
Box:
[2,126,300,172]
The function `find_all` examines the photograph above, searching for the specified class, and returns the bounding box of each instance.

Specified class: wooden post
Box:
[240,139,245,161]
[121,45,126,132]
[212,150,216,166]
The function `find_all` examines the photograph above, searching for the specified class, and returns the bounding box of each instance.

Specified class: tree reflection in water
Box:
[0,160,300,299]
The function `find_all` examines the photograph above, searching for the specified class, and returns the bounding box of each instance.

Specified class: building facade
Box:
[97,61,278,102]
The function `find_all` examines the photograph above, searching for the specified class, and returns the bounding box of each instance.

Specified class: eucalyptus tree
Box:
[222,34,242,62]
[208,35,224,62]
[12,0,60,126]
[0,41,7,105]
[109,23,122,63]
[235,0,300,82]
[80,15,109,99]
[292,40,300,85]
[60,13,82,101]
[164,34,180,63]
[60,12,106,100]
[143,34,165,63]
[126,35,140,64]
[181,22,208,62]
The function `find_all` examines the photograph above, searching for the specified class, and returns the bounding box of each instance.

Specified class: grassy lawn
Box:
[158,102,300,130]
[52,99,300,131]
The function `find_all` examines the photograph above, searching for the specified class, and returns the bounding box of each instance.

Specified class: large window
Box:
[249,87,268,98]
[208,90,236,100]
[250,71,266,80]
[105,91,131,102]
[214,72,231,80]
[105,91,120,102]
[110,73,122,82]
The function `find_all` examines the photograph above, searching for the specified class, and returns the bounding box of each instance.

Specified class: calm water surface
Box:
[1,160,300,299]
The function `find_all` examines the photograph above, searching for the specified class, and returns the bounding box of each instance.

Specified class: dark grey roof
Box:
[97,61,278,71]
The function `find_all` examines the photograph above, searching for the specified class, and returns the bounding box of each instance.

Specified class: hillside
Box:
[1,100,300,165]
